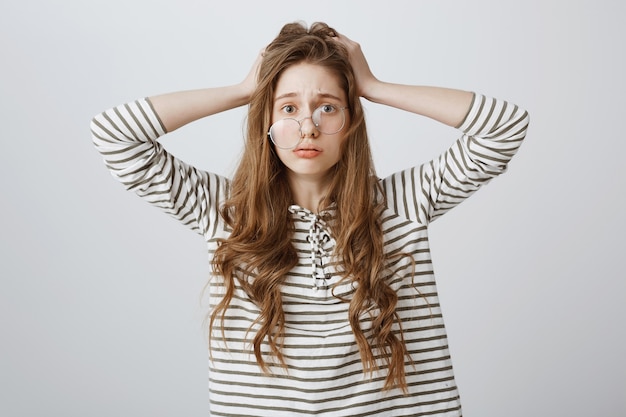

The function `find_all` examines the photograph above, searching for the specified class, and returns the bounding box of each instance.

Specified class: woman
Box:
[92,22,528,416]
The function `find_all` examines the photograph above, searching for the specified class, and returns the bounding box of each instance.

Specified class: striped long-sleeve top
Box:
[91,93,529,416]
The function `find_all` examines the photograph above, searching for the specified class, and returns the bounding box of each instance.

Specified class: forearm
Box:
[363,81,475,128]
[149,83,251,132]
[332,34,473,127]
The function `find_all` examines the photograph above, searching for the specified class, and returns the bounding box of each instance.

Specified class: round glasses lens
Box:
[312,106,345,134]
[269,118,301,149]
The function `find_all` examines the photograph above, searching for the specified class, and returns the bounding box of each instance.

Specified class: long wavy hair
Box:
[210,21,410,391]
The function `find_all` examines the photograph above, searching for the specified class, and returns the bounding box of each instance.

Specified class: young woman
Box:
[92,22,529,416]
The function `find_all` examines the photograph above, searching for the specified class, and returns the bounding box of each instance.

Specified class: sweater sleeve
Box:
[90,98,228,239]
[381,93,529,224]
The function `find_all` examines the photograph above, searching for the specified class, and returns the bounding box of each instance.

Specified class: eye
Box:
[281,105,296,114]
[319,104,336,114]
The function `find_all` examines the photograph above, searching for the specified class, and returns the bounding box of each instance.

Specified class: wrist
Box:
[232,82,254,107]
[360,78,385,103]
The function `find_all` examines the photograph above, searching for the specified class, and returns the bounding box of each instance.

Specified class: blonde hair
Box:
[210,22,410,391]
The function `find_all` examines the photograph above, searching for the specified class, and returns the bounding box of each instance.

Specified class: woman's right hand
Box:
[149,50,266,133]
[239,48,265,101]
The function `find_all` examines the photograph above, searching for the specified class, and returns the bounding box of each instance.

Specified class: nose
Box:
[299,117,318,138]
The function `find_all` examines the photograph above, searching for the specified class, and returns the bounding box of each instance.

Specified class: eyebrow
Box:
[274,92,344,102]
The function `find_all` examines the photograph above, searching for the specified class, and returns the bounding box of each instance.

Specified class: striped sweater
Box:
[91,93,529,416]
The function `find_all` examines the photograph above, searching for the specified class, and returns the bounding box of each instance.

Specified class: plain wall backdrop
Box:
[1,0,624,416]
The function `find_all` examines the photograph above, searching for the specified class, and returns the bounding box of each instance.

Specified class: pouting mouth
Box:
[294,143,322,152]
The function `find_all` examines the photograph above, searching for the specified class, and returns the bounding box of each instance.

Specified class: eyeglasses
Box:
[268,105,348,150]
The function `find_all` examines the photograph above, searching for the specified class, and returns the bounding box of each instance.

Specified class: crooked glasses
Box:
[268,105,348,150]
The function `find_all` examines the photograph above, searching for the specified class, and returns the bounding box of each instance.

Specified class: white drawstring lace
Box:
[288,205,332,291]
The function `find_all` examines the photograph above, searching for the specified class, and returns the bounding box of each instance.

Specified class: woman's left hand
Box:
[333,33,379,100]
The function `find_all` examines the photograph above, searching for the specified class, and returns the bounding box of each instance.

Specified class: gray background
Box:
[1,0,624,416]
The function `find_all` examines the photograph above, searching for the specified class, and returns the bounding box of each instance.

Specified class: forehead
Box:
[274,62,346,102]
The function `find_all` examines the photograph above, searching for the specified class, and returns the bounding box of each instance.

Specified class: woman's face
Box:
[271,62,350,186]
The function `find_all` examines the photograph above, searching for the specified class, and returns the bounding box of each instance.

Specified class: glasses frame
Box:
[268,106,349,150]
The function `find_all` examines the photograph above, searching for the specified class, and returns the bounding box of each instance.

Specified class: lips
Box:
[292,143,322,158]
[293,144,322,158]
[294,143,322,152]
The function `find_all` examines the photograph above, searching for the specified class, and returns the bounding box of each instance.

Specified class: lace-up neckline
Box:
[288,205,333,291]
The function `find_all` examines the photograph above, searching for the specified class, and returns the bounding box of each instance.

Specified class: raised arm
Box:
[90,51,264,238]
[334,33,474,127]
[149,50,263,132]
[333,33,529,224]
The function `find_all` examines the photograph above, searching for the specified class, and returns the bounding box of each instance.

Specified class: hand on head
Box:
[241,48,265,99]
[331,32,379,99]
[243,25,380,103]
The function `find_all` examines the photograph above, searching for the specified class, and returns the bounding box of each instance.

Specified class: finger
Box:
[333,33,359,51]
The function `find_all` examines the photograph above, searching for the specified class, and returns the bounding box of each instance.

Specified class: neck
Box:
[288,174,331,213]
